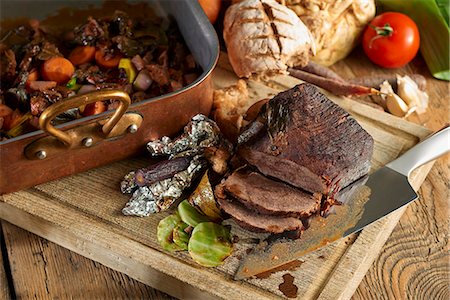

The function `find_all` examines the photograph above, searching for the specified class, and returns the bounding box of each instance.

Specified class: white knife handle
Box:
[386,125,450,177]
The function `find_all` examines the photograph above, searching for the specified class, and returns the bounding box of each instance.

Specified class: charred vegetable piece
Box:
[188,222,233,267]
[134,157,191,187]
[157,213,183,252]
[118,58,137,83]
[178,200,209,227]
[287,68,379,96]
[188,171,222,222]
[172,222,191,250]
[296,62,344,82]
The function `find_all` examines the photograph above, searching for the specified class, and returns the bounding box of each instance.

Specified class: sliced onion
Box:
[77,84,96,95]
[133,70,153,91]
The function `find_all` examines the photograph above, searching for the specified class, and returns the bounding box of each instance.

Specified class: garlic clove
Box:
[386,92,409,117]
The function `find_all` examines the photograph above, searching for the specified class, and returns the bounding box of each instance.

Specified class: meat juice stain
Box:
[279,273,298,298]
[255,260,303,279]
[237,180,372,278]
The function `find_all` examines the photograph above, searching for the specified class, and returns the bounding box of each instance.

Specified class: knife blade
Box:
[235,126,450,280]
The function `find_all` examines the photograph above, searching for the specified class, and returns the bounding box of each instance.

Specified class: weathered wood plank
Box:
[2,221,175,299]
[0,222,12,300]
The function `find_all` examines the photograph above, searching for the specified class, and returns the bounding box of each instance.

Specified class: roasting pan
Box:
[0,0,219,194]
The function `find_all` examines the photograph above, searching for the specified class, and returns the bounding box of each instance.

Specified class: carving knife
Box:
[235,126,450,279]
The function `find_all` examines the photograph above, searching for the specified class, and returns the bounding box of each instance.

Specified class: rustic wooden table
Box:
[1,48,448,299]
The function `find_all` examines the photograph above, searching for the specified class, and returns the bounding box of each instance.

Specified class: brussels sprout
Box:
[188,222,233,267]
[157,213,183,252]
[178,200,209,227]
[172,222,191,250]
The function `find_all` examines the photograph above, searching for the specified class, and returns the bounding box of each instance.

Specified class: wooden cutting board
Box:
[0,55,434,300]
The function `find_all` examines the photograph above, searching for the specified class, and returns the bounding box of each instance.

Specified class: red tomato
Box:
[362,12,420,68]
[198,0,221,24]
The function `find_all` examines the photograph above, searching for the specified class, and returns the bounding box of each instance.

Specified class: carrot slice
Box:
[95,49,122,69]
[0,104,13,118]
[25,69,40,91]
[27,69,39,82]
[41,57,75,84]
[1,108,23,131]
[80,101,107,117]
[68,46,96,66]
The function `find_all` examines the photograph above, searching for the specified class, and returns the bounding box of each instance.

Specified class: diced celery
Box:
[379,0,450,80]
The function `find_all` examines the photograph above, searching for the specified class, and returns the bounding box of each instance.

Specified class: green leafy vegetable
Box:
[436,0,449,26]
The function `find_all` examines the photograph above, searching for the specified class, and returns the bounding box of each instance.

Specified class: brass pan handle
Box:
[39,89,131,147]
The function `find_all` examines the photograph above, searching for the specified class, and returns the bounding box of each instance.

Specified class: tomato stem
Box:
[368,23,394,48]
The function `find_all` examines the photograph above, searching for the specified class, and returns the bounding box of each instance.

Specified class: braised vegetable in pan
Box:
[0,11,201,140]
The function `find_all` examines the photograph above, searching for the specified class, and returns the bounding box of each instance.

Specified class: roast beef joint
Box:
[215,83,374,236]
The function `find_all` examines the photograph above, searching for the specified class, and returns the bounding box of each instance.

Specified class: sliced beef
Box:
[216,196,303,234]
[219,170,321,217]
[238,83,373,195]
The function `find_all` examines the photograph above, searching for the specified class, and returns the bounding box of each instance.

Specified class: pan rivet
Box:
[83,137,94,147]
[128,124,138,134]
[35,150,47,160]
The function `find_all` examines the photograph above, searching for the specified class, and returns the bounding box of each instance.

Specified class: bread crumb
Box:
[212,80,250,142]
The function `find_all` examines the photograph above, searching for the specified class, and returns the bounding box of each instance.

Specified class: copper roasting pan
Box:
[0,0,219,194]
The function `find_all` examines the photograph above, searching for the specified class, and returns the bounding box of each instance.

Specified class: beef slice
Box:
[220,169,321,217]
[216,196,304,234]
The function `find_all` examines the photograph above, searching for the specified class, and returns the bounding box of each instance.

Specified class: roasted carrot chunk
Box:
[68,46,96,66]
[41,57,75,84]
[95,49,122,69]
[80,101,107,117]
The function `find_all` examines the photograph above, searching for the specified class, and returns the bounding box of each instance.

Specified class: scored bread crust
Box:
[224,0,315,78]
